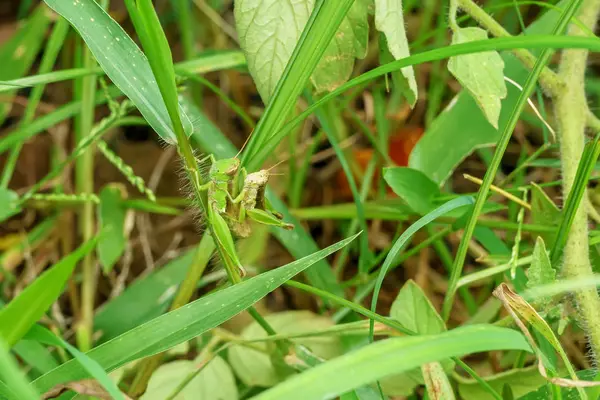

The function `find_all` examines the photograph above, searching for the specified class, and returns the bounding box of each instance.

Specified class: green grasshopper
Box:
[194,154,293,277]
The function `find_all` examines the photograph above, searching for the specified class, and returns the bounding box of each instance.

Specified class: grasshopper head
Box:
[213,158,240,177]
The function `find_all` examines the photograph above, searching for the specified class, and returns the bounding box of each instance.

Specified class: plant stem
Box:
[441,0,585,321]
[554,0,600,360]
[75,27,102,353]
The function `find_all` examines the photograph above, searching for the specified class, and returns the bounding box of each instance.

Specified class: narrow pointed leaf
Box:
[0,5,51,124]
[43,0,193,143]
[253,325,531,400]
[32,233,358,392]
[0,239,97,346]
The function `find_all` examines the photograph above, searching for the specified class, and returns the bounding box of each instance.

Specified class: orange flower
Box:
[335,126,423,199]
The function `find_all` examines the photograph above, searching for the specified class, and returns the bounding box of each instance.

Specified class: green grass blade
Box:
[131,0,190,144]
[252,34,600,166]
[24,325,125,400]
[0,4,51,125]
[370,196,475,341]
[32,233,358,393]
[43,0,192,143]
[0,239,97,347]
[0,50,245,94]
[0,68,99,93]
[252,325,531,400]
[0,338,39,400]
[94,250,196,341]
[240,0,356,171]
[441,0,585,320]
[0,85,120,154]
[308,93,370,274]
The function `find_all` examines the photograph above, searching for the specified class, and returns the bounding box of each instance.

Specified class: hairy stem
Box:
[554,0,600,360]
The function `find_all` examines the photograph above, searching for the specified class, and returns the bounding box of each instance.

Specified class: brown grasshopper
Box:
[226,169,293,238]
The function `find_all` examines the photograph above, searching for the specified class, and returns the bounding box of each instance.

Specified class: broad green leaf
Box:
[43,0,193,143]
[422,361,455,400]
[95,250,196,341]
[24,325,124,400]
[0,239,97,346]
[0,337,39,400]
[383,167,440,215]
[253,325,531,400]
[409,5,560,184]
[141,356,237,400]
[457,366,546,400]
[97,185,127,273]
[228,311,342,387]
[527,237,555,289]
[448,27,506,129]
[530,183,560,247]
[32,234,358,393]
[374,0,418,107]
[0,188,21,223]
[390,280,445,335]
[386,280,451,396]
[235,0,367,102]
[310,0,369,93]
[0,5,51,125]
[235,0,314,103]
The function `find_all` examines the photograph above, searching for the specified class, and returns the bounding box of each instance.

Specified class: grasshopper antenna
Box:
[235,130,254,159]
[266,157,287,172]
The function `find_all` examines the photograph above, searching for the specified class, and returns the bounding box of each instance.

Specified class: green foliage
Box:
[0,188,20,223]
[24,325,125,400]
[94,250,197,341]
[228,311,341,387]
[310,0,370,93]
[30,234,357,393]
[371,196,474,341]
[0,337,39,400]
[141,356,237,400]
[383,280,452,397]
[409,4,560,184]
[97,185,127,273]
[457,366,547,400]
[527,237,556,290]
[43,0,193,143]
[234,0,369,102]
[374,0,418,106]
[448,27,507,128]
[0,239,97,347]
[0,5,51,125]
[391,280,445,334]
[254,325,531,400]
[383,167,440,215]
[530,183,561,247]
[183,96,344,297]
